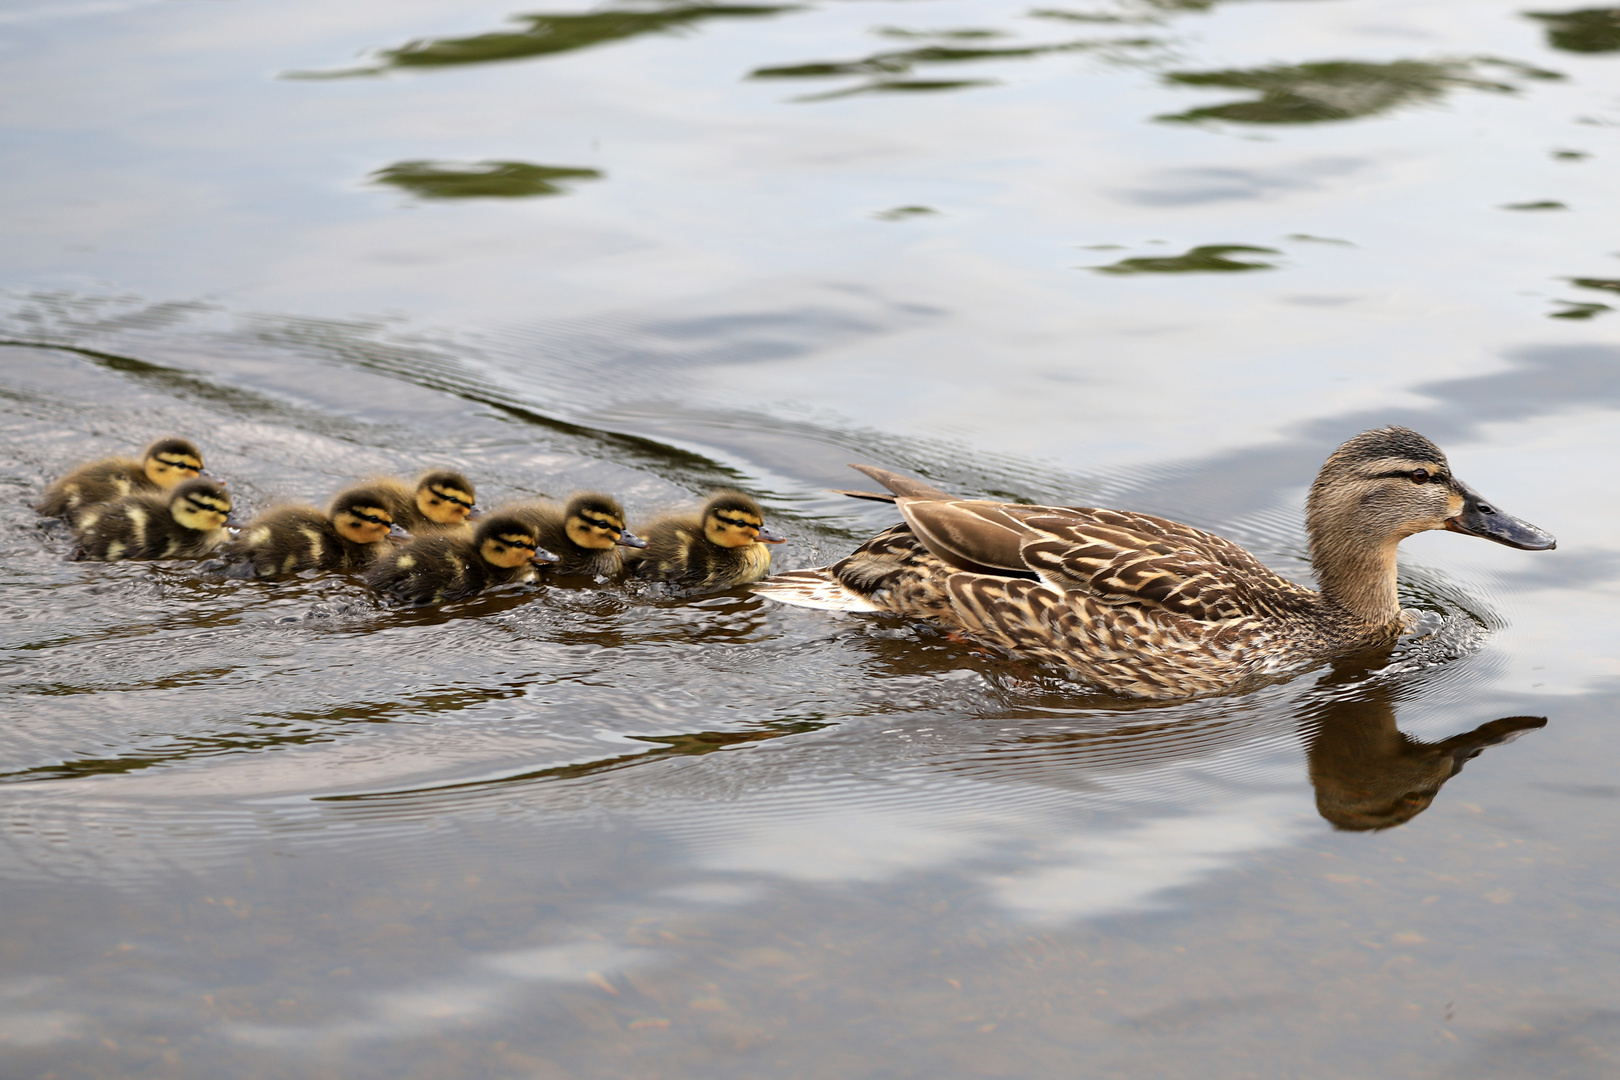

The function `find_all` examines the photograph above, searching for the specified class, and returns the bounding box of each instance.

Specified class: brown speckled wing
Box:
[1001,505,1307,623]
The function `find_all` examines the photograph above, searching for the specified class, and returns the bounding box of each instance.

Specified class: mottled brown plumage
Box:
[624,491,785,592]
[72,477,232,562]
[220,485,399,577]
[364,512,557,606]
[38,437,205,525]
[755,428,1555,699]
[506,492,647,579]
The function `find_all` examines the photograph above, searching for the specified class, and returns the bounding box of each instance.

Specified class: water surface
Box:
[2,0,1620,1075]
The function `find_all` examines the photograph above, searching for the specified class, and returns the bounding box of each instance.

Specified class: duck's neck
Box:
[1306,510,1404,629]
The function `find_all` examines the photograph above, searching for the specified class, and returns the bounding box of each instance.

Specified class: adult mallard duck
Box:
[625,491,786,591]
[37,437,206,525]
[754,427,1555,699]
[506,492,648,579]
[219,485,406,578]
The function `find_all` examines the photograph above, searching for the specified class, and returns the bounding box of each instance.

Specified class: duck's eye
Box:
[1410,469,1430,484]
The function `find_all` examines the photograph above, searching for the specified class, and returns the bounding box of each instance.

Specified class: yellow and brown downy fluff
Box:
[38,437,205,525]
[220,485,403,578]
[507,492,648,579]
[372,470,477,535]
[72,477,232,562]
[754,428,1556,700]
[624,490,785,591]
[364,511,558,606]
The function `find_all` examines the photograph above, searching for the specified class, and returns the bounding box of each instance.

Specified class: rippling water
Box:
[2,0,1619,1074]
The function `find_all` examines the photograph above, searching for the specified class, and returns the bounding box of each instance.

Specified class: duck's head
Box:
[473,513,560,569]
[1308,427,1555,553]
[142,437,205,489]
[169,477,231,532]
[702,491,786,549]
[563,492,647,551]
[329,485,397,546]
[415,470,477,526]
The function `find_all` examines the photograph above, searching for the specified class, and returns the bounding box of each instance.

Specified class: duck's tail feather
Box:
[832,488,898,504]
[754,568,881,612]
[846,464,953,500]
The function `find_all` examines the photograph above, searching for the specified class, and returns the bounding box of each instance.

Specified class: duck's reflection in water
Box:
[1304,675,1545,831]
[960,649,1547,832]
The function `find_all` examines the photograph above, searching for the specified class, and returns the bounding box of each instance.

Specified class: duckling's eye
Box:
[433,490,474,510]
[1410,469,1430,484]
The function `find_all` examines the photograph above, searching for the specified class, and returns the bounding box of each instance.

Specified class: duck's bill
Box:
[1444,483,1556,550]
[616,530,649,549]
[756,525,788,544]
[387,523,412,541]
[530,547,561,564]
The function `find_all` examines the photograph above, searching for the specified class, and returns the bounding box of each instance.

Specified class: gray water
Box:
[2,0,1619,1075]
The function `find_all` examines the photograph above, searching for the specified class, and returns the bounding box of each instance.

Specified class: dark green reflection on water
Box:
[1159,59,1561,124]
[1526,7,1620,53]
[750,34,1159,101]
[1550,276,1620,320]
[753,40,1094,79]
[1092,244,1279,274]
[327,3,797,74]
[370,160,603,199]
[1550,300,1613,319]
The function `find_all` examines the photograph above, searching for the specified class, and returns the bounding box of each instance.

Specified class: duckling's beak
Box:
[531,546,560,565]
[466,505,484,521]
[388,523,412,541]
[1443,481,1556,551]
[755,525,787,544]
[615,529,649,549]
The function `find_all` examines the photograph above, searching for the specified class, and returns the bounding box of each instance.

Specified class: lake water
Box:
[2,0,1619,1075]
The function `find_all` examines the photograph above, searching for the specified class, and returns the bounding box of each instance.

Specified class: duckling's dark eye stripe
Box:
[158,457,198,469]
[716,515,758,527]
[431,490,474,509]
[352,511,387,525]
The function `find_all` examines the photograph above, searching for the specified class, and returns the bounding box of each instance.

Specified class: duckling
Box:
[364,511,558,605]
[755,427,1555,699]
[71,477,232,562]
[507,492,648,579]
[38,437,205,524]
[372,470,477,535]
[624,490,786,591]
[220,485,404,578]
